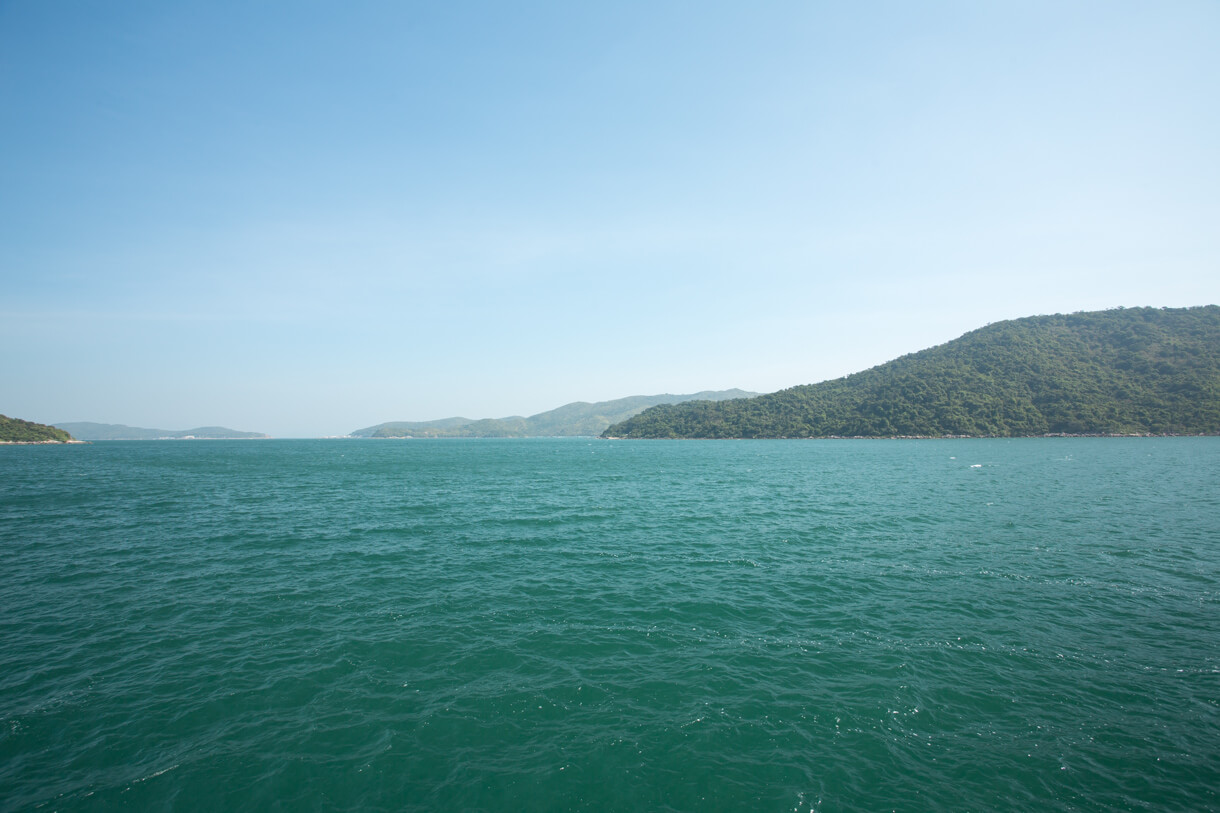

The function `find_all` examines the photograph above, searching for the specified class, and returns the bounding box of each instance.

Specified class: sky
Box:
[2,1,1218,437]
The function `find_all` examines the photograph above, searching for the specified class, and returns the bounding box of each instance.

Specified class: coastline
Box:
[601,432,1216,440]
[0,439,89,445]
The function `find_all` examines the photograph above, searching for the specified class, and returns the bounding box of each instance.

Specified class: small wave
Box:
[134,763,179,784]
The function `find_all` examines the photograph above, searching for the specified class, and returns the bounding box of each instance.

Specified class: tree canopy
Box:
[0,415,75,443]
[604,306,1220,439]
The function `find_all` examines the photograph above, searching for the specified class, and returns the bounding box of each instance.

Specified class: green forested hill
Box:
[604,307,1220,439]
[0,415,75,443]
[352,390,757,438]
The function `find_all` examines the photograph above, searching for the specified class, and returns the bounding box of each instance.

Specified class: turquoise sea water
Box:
[2,438,1218,811]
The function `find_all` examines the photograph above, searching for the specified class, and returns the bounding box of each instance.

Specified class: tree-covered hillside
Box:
[604,307,1220,438]
[0,415,75,443]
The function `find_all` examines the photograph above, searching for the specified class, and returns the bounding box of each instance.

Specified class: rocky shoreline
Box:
[0,439,89,445]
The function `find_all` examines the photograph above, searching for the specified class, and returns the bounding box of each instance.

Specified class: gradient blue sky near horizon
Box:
[3,2,1218,437]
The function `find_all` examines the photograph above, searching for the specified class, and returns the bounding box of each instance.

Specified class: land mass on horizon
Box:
[604,306,1220,439]
[0,414,79,444]
[353,390,758,438]
[54,422,271,441]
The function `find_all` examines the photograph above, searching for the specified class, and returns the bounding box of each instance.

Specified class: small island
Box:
[0,415,81,444]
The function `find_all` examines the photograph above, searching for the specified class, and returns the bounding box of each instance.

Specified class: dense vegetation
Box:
[56,423,270,440]
[352,390,757,438]
[604,307,1220,439]
[0,415,75,443]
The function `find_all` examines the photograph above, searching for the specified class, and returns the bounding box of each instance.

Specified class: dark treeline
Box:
[0,415,75,443]
[604,306,1220,438]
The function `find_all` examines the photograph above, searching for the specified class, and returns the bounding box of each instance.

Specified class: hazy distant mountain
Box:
[1,414,76,443]
[56,422,270,440]
[605,306,1220,438]
[352,390,758,438]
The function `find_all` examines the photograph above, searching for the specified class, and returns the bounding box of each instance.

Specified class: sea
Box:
[2,438,1218,811]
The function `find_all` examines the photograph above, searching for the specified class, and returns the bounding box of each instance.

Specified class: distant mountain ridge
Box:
[352,390,758,438]
[56,422,270,440]
[604,306,1220,439]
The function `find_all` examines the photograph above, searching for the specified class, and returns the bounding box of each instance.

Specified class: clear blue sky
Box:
[3,1,1218,437]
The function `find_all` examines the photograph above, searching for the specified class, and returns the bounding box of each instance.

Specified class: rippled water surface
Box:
[2,438,1219,811]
